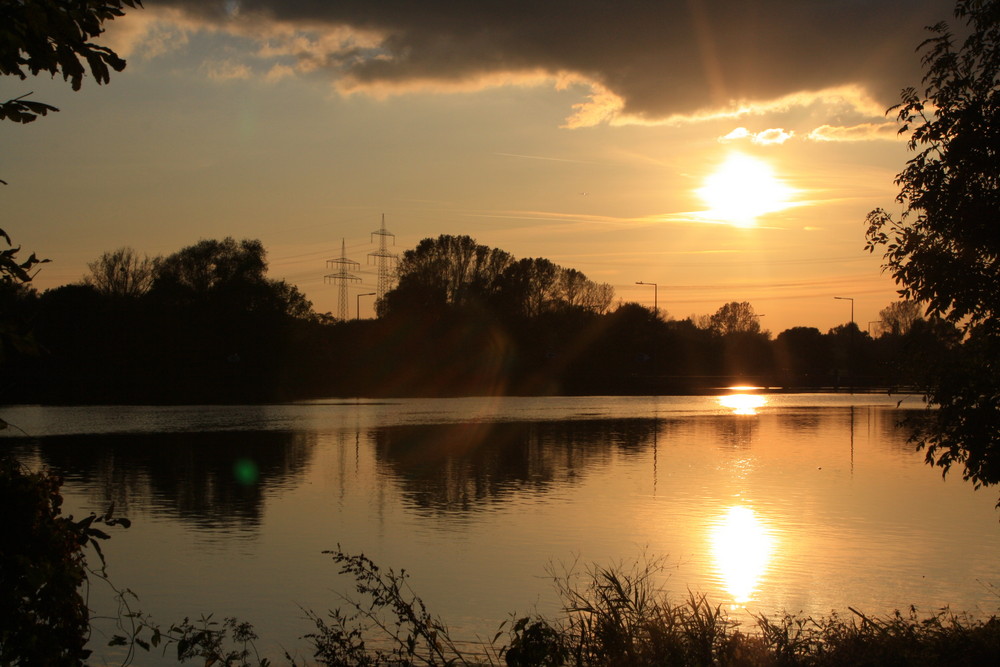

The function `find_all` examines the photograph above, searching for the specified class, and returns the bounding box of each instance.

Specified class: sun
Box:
[697,153,795,227]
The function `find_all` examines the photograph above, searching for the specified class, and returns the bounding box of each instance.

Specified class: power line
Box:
[368,214,398,304]
[324,238,361,321]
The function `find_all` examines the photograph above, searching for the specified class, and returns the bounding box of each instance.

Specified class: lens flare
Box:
[233,458,259,485]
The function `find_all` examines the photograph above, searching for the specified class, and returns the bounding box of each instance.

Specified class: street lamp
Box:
[357,292,376,320]
[834,296,854,326]
[834,296,856,393]
[636,281,658,317]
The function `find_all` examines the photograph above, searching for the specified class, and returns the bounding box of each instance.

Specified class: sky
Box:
[2,0,957,333]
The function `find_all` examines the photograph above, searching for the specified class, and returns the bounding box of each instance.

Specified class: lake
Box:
[3,393,999,664]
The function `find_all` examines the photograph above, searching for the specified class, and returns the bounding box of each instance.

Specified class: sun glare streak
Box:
[697,153,795,227]
[710,506,775,605]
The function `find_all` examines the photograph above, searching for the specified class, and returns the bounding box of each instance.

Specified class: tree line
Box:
[0,233,961,403]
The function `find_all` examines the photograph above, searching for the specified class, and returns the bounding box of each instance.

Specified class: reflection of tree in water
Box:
[774,409,825,434]
[16,430,315,533]
[711,415,760,449]
[372,419,659,515]
[710,406,924,452]
[867,407,928,454]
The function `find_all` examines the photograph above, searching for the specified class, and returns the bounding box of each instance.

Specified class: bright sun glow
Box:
[697,153,795,227]
[718,393,768,415]
[710,506,775,605]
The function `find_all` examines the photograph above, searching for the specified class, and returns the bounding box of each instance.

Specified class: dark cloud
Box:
[155,0,954,120]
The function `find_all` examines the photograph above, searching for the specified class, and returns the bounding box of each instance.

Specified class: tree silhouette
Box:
[389,235,513,309]
[385,235,614,321]
[84,246,158,298]
[865,0,1000,499]
[878,300,924,336]
[866,1,1000,331]
[709,301,761,336]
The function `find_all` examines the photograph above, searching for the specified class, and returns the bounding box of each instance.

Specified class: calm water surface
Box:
[3,393,999,664]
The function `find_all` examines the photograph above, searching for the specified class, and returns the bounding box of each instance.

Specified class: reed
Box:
[109,546,1000,665]
[296,547,1000,666]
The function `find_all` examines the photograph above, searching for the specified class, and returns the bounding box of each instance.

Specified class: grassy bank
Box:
[114,548,1000,666]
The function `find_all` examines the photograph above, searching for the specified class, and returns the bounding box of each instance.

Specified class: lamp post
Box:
[636,281,658,317]
[357,292,376,320]
[834,296,855,393]
[834,296,854,326]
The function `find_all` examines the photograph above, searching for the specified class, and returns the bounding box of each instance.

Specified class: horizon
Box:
[3,0,952,333]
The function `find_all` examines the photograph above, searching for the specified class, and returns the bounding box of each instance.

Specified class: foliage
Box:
[155,238,269,294]
[0,227,48,285]
[0,455,129,665]
[152,237,312,318]
[300,549,1000,666]
[865,0,1000,499]
[389,234,514,311]
[503,617,568,667]
[383,235,614,320]
[546,556,744,667]
[0,92,58,124]
[0,229,46,366]
[84,246,159,298]
[912,329,1000,491]
[303,546,491,666]
[878,300,925,336]
[755,606,1000,666]
[1,7,142,657]
[0,0,142,123]
[110,609,274,667]
[709,301,762,336]
[865,0,1000,332]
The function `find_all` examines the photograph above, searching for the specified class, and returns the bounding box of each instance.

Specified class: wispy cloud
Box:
[494,152,599,165]
[807,122,902,142]
[469,209,728,231]
[753,128,795,145]
[203,59,252,80]
[719,127,794,145]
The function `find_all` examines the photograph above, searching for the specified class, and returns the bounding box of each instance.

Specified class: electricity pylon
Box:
[324,238,361,321]
[368,214,398,303]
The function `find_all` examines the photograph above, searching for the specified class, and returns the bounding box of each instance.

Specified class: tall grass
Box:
[296,547,1000,666]
[114,546,1000,665]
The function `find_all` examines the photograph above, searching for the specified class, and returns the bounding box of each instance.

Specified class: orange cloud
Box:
[807,122,902,142]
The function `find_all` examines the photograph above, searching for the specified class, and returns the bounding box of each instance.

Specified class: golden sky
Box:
[2,0,954,332]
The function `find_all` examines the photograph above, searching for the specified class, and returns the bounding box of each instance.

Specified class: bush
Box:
[0,454,128,665]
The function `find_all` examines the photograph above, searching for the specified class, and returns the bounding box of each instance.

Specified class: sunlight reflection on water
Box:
[718,391,769,415]
[710,506,776,606]
[4,394,996,666]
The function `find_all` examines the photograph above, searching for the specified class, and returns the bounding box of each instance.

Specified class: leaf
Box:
[88,527,111,540]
